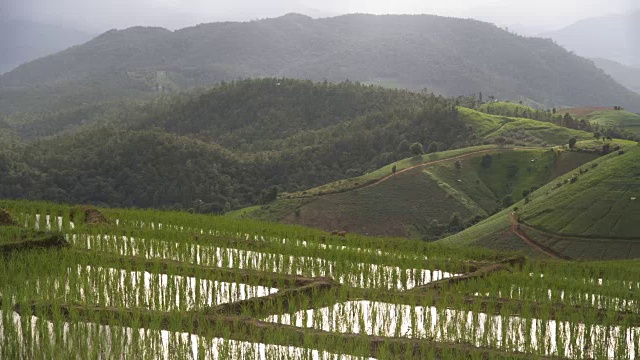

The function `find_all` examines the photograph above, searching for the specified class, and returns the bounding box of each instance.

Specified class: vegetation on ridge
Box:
[2,13,640,115]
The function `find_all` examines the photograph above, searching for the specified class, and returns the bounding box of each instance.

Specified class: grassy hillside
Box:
[439,140,640,260]
[239,146,598,239]
[519,144,640,238]
[566,107,640,135]
[479,102,543,115]
[3,14,640,115]
[460,107,593,146]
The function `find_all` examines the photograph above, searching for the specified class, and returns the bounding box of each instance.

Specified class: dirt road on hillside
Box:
[362,148,529,189]
[509,213,569,260]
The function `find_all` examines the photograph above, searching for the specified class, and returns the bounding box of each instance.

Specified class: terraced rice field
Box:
[0,200,638,359]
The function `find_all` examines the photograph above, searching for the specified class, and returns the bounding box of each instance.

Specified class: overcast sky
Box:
[3,0,639,33]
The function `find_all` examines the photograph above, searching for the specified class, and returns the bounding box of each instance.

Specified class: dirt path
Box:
[285,147,536,200]
[362,147,530,190]
[510,213,569,260]
[407,263,507,291]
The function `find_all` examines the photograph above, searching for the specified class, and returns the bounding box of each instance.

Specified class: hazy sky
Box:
[3,0,639,33]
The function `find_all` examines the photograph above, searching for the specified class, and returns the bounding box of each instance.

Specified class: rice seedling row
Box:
[0,200,638,359]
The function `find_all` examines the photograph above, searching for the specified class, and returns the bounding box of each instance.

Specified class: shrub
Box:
[410,142,424,156]
[448,212,463,232]
[502,195,514,208]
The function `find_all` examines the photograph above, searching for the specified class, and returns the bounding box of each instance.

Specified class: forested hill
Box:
[2,13,640,114]
[0,79,472,212]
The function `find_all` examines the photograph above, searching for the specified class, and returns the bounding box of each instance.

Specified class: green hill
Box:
[438,140,640,260]
[2,13,640,115]
[566,107,640,136]
[236,145,598,239]
[0,78,627,241]
[0,79,476,212]
[459,107,593,146]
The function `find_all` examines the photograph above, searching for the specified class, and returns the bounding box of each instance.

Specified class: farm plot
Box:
[266,300,639,359]
[0,311,375,360]
[0,200,639,359]
[65,233,463,291]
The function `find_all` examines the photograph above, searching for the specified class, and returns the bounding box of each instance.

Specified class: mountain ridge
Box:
[2,13,640,114]
[0,18,93,75]
[540,11,639,66]
[591,58,640,94]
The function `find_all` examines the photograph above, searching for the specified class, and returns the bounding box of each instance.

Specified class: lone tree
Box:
[480,154,492,168]
[427,141,439,154]
[392,165,397,175]
[454,160,463,171]
[260,186,278,204]
[397,139,410,153]
[593,132,601,141]
[410,142,424,156]
[568,137,577,149]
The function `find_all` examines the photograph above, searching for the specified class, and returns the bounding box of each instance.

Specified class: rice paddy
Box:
[0,200,638,359]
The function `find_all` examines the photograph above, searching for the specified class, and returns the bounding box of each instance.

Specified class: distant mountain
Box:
[2,13,640,114]
[591,58,640,94]
[0,18,93,74]
[540,12,640,66]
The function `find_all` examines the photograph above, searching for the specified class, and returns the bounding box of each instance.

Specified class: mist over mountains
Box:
[591,58,640,95]
[0,18,93,74]
[2,13,639,114]
[541,11,640,66]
